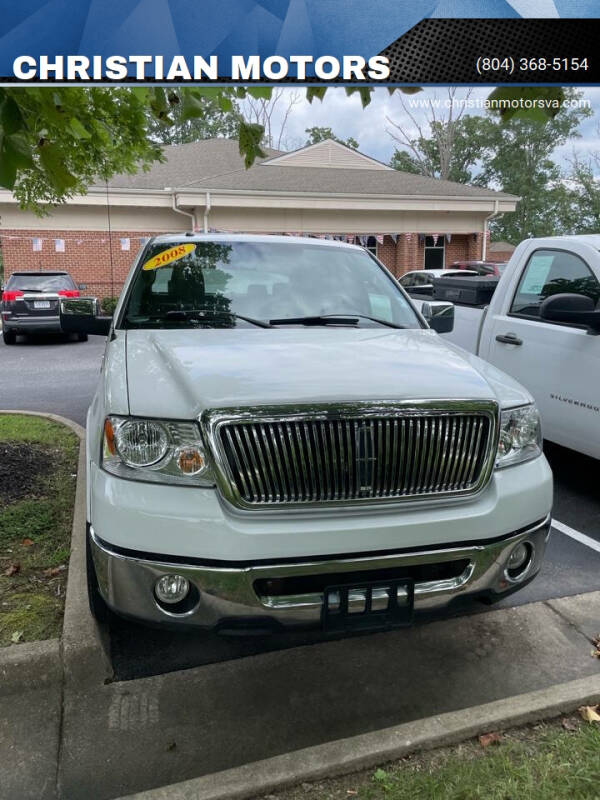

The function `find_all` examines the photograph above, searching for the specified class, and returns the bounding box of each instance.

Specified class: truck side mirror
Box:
[422,301,454,334]
[539,293,600,334]
[60,297,112,336]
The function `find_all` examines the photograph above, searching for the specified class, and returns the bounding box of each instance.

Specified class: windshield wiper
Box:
[269,314,406,329]
[130,309,272,329]
[321,313,407,329]
[269,315,360,327]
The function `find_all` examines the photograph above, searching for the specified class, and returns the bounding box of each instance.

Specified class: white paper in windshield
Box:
[520,254,554,294]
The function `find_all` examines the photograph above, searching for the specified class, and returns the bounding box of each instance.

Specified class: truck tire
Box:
[77,333,89,342]
[86,531,111,624]
[2,328,16,345]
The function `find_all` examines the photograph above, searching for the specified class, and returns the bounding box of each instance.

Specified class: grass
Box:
[262,718,600,800]
[0,414,79,646]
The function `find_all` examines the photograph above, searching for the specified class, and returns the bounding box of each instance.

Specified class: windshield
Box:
[122,240,422,329]
[8,273,75,292]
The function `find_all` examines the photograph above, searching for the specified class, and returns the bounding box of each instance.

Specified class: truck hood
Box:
[124,327,530,418]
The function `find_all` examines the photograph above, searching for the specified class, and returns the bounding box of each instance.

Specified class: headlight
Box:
[102,416,215,486]
[114,419,169,467]
[496,404,542,468]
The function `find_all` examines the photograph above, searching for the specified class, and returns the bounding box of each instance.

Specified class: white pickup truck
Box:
[429,236,600,461]
[60,234,552,634]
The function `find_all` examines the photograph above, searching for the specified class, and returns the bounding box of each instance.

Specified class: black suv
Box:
[1,271,87,345]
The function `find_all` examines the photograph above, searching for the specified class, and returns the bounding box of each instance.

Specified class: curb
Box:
[117,673,600,800]
[0,410,112,692]
[0,638,62,697]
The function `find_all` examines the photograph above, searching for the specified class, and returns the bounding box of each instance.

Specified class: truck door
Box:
[481,245,600,459]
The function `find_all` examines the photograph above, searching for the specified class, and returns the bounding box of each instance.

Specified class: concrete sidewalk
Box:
[58,590,600,800]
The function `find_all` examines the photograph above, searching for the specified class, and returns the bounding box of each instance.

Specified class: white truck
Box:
[60,234,552,634]
[431,236,600,461]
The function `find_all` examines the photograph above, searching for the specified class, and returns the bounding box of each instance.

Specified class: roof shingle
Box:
[104,138,517,200]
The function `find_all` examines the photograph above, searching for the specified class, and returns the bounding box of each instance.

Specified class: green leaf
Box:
[149,87,169,119]
[238,121,266,168]
[131,87,150,103]
[1,95,25,134]
[180,91,206,122]
[38,143,78,192]
[488,87,565,123]
[373,769,389,783]
[247,86,273,100]
[0,142,18,189]
[189,87,221,98]
[11,630,24,644]
[92,120,111,145]
[345,87,373,108]
[306,87,327,104]
[218,95,233,112]
[69,117,92,139]
[397,87,422,95]
[5,133,34,169]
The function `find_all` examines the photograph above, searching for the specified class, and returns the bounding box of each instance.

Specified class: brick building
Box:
[0,139,518,298]
[488,240,516,263]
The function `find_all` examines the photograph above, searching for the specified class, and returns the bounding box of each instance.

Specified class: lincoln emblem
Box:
[356,423,377,494]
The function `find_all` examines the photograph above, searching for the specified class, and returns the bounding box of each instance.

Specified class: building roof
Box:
[489,240,516,251]
[105,138,518,201]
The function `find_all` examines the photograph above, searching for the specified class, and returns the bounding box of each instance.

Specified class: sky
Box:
[247,86,600,171]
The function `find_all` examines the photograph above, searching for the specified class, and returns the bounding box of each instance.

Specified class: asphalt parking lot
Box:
[1,334,599,681]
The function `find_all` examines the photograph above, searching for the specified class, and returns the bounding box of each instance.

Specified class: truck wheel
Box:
[2,329,16,345]
[77,333,89,342]
[86,532,111,624]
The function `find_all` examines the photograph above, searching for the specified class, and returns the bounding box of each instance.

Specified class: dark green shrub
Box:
[101,296,119,316]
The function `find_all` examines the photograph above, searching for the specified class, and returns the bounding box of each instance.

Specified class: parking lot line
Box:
[552,519,600,554]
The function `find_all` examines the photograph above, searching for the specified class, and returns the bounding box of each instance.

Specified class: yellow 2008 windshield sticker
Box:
[142,243,196,271]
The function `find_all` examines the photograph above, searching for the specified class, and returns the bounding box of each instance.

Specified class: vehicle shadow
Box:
[6,332,85,347]
[108,595,486,682]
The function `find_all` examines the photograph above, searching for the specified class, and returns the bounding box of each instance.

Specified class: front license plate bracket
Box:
[322,579,414,632]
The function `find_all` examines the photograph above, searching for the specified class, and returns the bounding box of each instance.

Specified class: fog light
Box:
[508,543,528,570]
[155,574,190,604]
[505,542,534,581]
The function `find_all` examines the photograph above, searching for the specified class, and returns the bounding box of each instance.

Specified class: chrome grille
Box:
[213,406,496,508]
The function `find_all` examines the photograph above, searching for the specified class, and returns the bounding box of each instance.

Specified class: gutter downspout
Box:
[170,191,195,231]
[203,191,211,234]
[482,199,500,260]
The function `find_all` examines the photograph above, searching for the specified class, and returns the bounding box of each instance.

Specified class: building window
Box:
[424,235,445,269]
[366,236,378,257]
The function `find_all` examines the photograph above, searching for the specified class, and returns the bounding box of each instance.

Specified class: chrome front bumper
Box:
[90,516,551,631]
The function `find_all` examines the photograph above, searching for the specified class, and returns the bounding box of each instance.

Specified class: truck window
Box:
[510,249,600,319]
[8,273,76,292]
[123,240,423,329]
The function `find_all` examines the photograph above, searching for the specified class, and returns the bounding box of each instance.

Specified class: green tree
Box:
[0,86,266,213]
[305,126,359,150]
[477,90,591,242]
[0,87,163,212]
[147,93,241,145]
[390,115,488,183]
[564,150,600,234]
[388,88,491,182]
[389,88,591,242]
